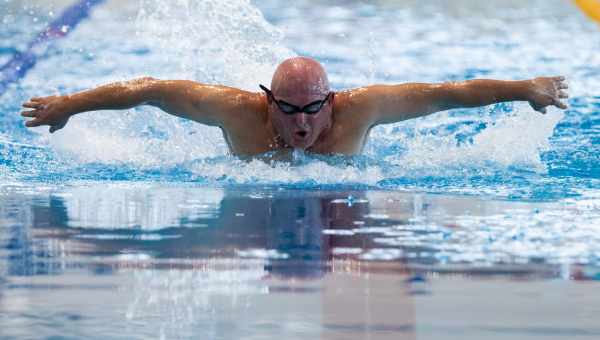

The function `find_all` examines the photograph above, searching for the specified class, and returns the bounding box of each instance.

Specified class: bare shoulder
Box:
[216,90,267,129]
[218,93,274,155]
[332,88,377,129]
[313,88,377,154]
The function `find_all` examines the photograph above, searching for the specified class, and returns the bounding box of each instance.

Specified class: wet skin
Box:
[21,57,569,157]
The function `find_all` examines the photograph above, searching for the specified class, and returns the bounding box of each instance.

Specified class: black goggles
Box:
[260,84,332,115]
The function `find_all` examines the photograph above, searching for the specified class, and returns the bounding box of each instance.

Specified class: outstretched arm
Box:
[21,77,259,133]
[354,77,569,125]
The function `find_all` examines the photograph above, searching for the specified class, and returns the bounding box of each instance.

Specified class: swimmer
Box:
[21,56,568,156]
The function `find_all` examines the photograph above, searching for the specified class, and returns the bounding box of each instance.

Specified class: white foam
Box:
[135,0,294,88]
[188,157,385,185]
[14,0,584,186]
[48,112,225,166]
[380,105,564,174]
[43,103,565,183]
[44,0,294,167]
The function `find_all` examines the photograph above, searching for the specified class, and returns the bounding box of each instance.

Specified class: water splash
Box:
[47,0,295,167]
[134,0,294,88]
[0,0,597,200]
[370,105,564,174]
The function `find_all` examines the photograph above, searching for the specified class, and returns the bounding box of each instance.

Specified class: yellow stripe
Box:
[574,0,600,23]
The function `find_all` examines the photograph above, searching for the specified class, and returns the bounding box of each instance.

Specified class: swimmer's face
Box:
[264,87,334,149]
[267,56,333,149]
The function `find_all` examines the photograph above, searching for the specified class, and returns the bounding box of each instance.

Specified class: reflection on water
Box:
[1,183,600,339]
[1,185,401,279]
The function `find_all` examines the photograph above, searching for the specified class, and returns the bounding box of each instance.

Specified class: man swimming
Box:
[21,56,568,156]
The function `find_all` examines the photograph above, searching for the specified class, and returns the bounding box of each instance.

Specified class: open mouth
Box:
[295,131,308,138]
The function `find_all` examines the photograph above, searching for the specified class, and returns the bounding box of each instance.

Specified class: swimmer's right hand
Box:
[21,96,72,133]
[527,76,569,114]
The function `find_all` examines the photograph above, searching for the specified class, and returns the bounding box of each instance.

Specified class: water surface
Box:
[0,0,599,338]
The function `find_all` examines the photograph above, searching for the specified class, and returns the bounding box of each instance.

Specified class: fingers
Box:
[552,76,568,90]
[552,76,568,108]
[553,86,568,108]
[30,96,56,101]
[25,119,63,132]
[24,119,43,127]
[553,99,568,110]
[21,110,38,117]
[22,101,43,109]
[23,95,57,107]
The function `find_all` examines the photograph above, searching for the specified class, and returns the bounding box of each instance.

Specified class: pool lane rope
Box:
[0,0,105,97]
[574,0,600,24]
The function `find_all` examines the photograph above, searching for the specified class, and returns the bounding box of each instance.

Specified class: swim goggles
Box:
[259,84,332,115]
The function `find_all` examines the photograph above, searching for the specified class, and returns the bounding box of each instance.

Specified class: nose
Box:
[294,113,309,128]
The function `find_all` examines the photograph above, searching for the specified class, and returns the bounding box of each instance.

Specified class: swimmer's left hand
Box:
[21,95,71,133]
[527,76,569,114]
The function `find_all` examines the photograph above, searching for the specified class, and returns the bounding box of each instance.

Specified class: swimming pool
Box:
[1,0,599,339]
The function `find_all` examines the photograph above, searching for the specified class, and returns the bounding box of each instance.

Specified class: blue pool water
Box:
[0,1,598,199]
[1,0,599,339]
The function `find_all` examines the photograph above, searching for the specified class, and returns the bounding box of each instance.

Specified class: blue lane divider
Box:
[0,0,105,97]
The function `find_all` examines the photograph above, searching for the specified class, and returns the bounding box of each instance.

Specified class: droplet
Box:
[347,195,354,207]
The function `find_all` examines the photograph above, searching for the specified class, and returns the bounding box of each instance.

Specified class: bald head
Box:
[271,57,330,97]
[266,57,334,150]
